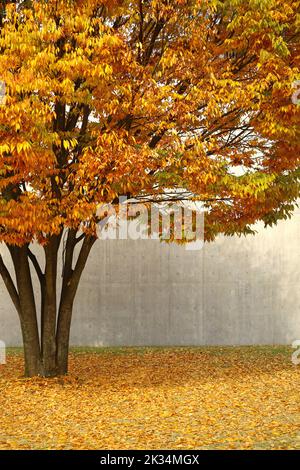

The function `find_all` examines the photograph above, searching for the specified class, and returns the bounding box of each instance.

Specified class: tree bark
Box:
[19,316,43,377]
[56,234,97,375]
[0,232,96,377]
[56,303,73,375]
[8,245,43,377]
[41,234,61,376]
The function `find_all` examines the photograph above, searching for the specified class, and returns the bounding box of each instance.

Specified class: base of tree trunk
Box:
[25,367,68,378]
[24,354,69,378]
[1,233,96,378]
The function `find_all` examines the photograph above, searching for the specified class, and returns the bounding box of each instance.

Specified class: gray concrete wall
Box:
[1,211,300,346]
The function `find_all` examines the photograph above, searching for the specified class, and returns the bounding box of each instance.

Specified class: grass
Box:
[6,344,295,356]
[1,346,299,450]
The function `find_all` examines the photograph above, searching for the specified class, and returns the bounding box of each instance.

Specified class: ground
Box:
[0,346,299,450]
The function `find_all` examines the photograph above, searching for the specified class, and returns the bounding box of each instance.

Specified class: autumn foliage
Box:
[0,0,299,241]
[1,348,300,449]
[0,0,299,376]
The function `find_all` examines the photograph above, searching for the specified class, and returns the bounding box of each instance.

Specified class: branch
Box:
[0,253,21,314]
[143,19,165,65]
[27,247,45,286]
[74,232,86,245]
[67,235,97,300]
[61,228,77,289]
[148,80,190,149]
[138,0,144,63]
[80,105,90,137]
[132,195,233,204]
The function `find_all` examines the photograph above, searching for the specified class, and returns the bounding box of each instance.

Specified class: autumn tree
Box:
[0,0,299,377]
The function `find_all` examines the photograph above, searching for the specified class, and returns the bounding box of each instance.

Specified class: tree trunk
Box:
[41,235,61,376]
[56,303,73,375]
[0,232,97,377]
[8,245,43,377]
[20,317,43,377]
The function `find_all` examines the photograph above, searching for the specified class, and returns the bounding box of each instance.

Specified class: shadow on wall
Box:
[0,213,300,347]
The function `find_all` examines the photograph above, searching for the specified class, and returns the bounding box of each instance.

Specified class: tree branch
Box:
[74,232,86,245]
[66,235,96,301]
[0,253,21,314]
[61,228,77,291]
[27,247,45,286]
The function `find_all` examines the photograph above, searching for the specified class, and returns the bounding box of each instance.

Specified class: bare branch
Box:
[0,253,21,314]
[27,247,45,286]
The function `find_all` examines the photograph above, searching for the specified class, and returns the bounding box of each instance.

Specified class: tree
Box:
[0,0,299,377]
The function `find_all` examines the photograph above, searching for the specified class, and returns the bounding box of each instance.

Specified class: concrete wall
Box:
[1,211,300,346]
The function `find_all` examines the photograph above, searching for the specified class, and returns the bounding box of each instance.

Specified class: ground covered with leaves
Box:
[0,347,299,450]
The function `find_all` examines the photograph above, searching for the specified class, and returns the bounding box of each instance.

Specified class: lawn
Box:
[0,346,299,450]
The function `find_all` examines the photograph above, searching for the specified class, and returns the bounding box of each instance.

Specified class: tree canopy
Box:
[0,0,299,245]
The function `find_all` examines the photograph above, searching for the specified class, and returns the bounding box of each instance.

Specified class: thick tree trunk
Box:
[20,318,43,377]
[0,232,96,377]
[8,245,44,377]
[41,235,61,376]
[56,303,73,375]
